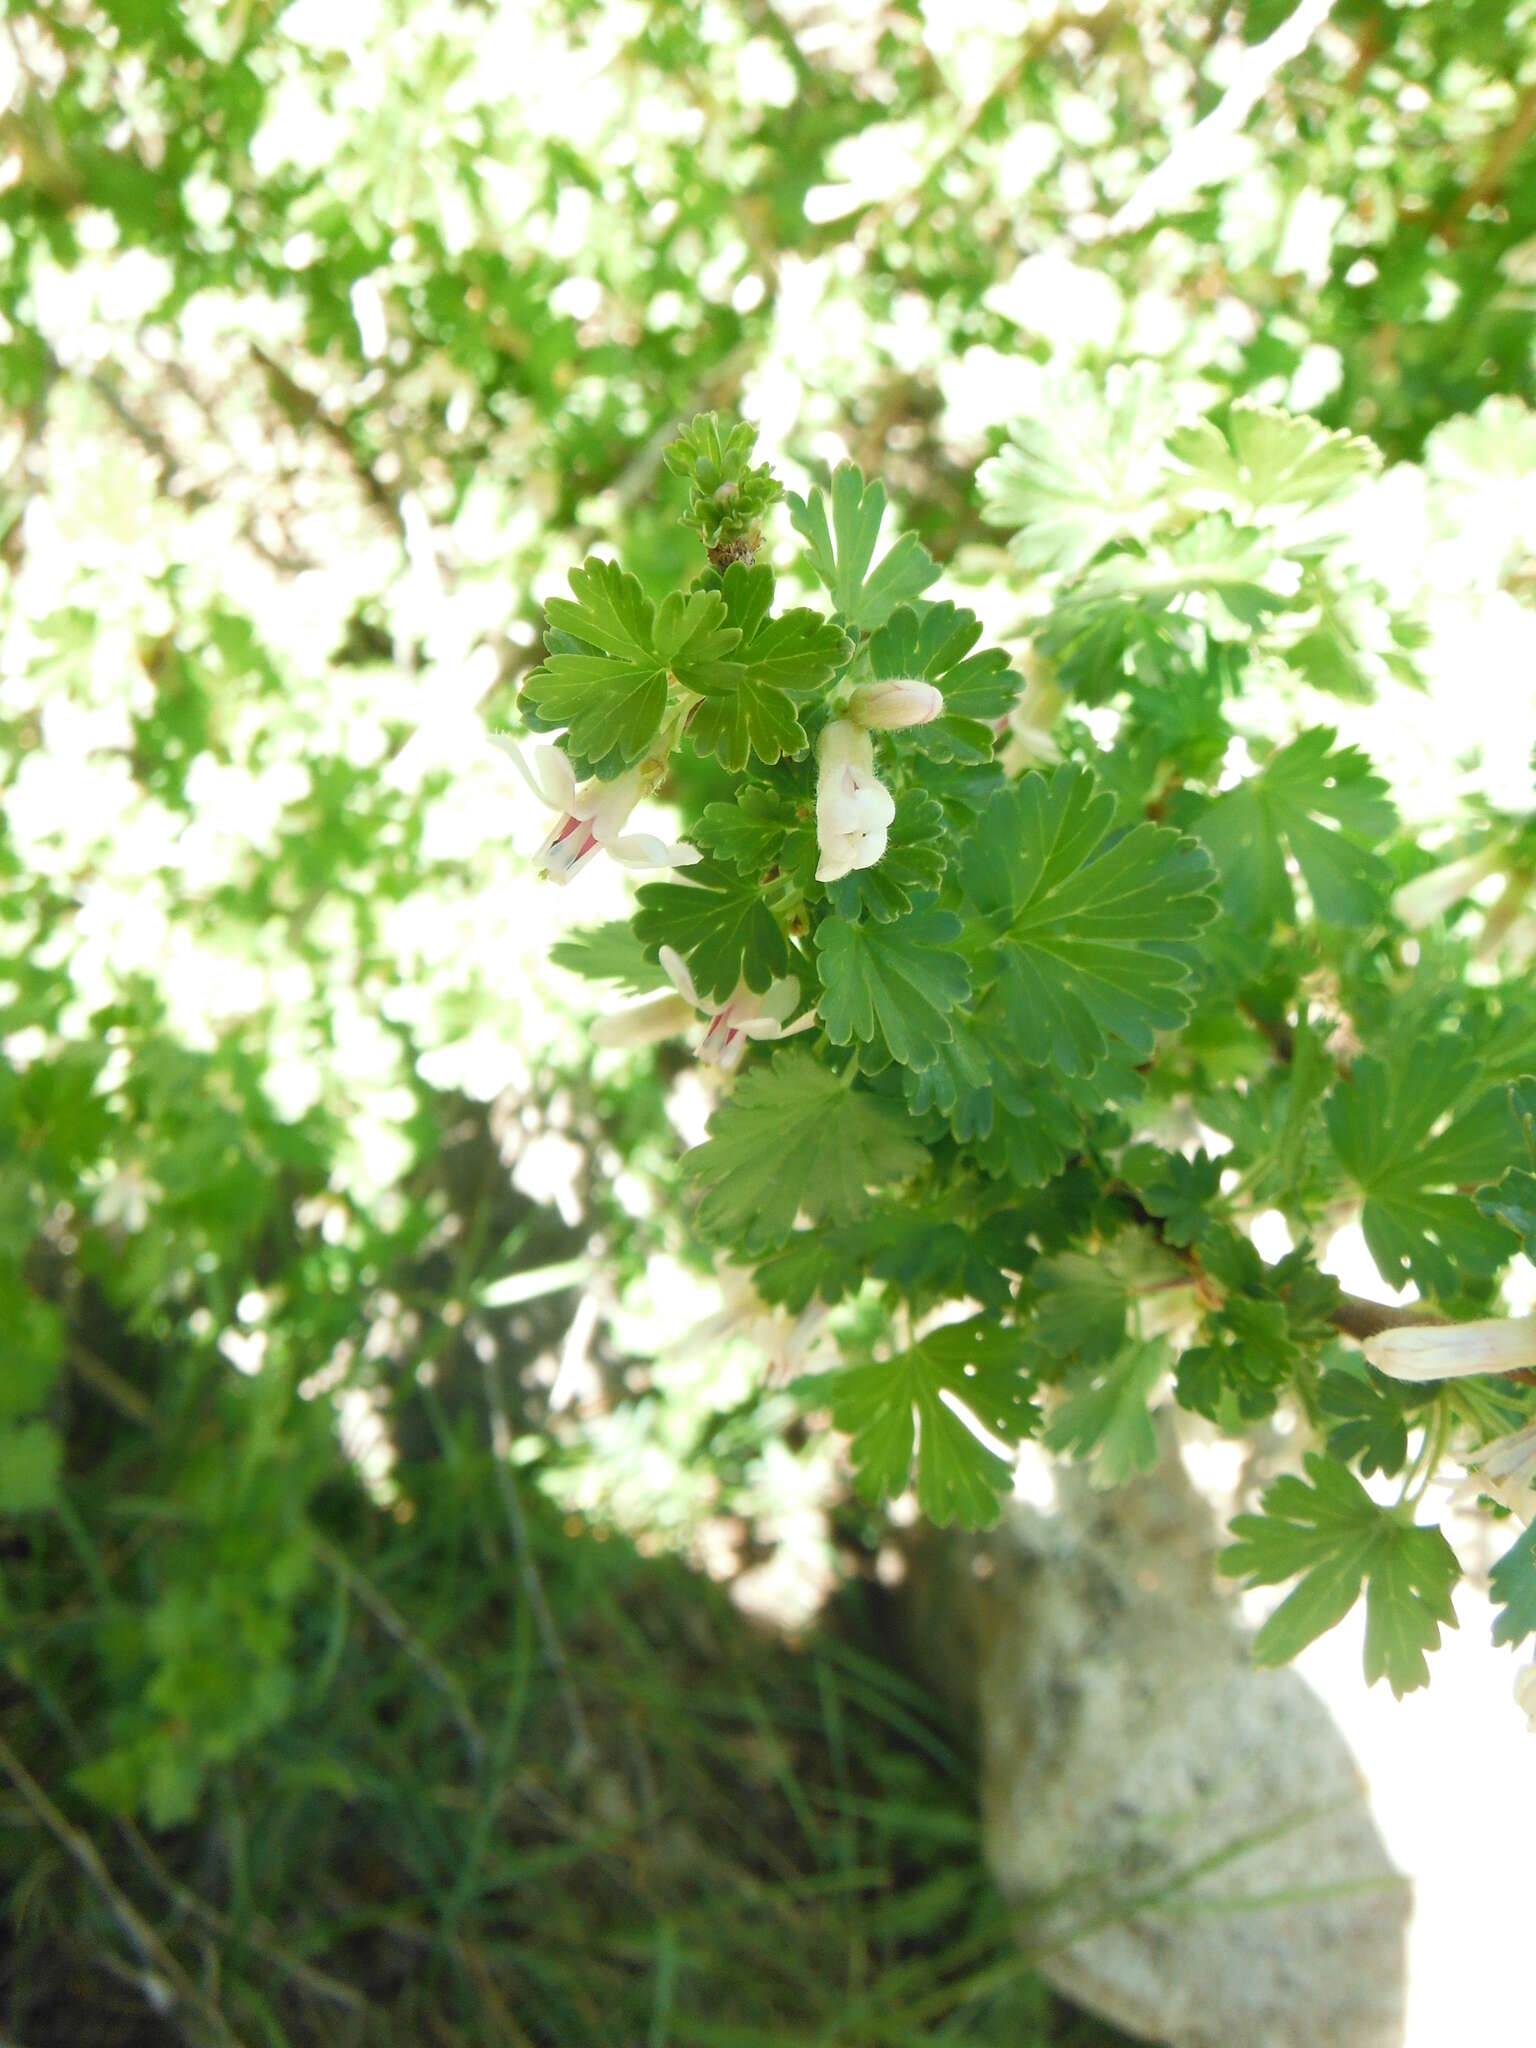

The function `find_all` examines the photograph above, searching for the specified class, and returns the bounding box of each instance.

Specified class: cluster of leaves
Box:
[4,23,1536,2022]
[541,402,1536,1701]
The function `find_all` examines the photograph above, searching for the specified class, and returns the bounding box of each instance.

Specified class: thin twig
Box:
[1432,81,1536,245]
[309,1532,486,1773]
[114,1818,375,2021]
[480,1352,593,1770]
[1111,1181,1445,1341]
[1328,1294,1446,1341]
[67,1341,156,1427]
[0,1732,245,2048]
[248,340,405,536]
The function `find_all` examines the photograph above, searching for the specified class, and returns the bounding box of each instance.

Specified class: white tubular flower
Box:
[659,944,816,1073]
[672,1264,833,1384]
[846,679,945,730]
[814,718,896,883]
[488,733,700,884]
[589,991,698,1050]
[999,674,1065,775]
[1393,845,1504,929]
[1363,1316,1536,1383]
[1454,1416,1536,1521]
[1515,1661,1536,1734]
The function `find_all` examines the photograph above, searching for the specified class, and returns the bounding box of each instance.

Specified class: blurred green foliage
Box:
[1,0,1535,2040]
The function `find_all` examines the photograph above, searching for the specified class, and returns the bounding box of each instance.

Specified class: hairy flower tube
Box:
[1455,1415,1536,1521]
[1392,845,1506,928]
[814,718,896,883]
[591,944,816,1072]
[1362,1316,1536,1383]
[845,679,945,730]
[489,732,699,884]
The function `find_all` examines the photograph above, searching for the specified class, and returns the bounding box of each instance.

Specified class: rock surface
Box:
[900,1453,1409,2048]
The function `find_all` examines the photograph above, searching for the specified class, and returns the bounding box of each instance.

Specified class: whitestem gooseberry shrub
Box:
[512,407,1536,1713]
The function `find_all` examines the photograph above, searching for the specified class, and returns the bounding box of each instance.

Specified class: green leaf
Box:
[1028,1249,1133,1363]
[1169,406,1377,515]
[522,556,739,777]
[866,602,1016,763]
[634,861,792,1002]
[547,921,671,996]
[815,906,972,1071]
[710,563,852,695]
[0,1275,64,1418]
[1478,1165,1536,1256]
[1362,1531,1461,1695]
[684,565,850,771]
[1175,1293,1297,1423]
[693,785,818,886]
[1043,1339,1165,1484]
[826,789,946,923]
[909,1004,1089,1189]
[1221,1453,1460,1696]
[0,1420,62,1511]
[959,766,1216,1076]
[753,1211,1012,1313]
[1316,1364,1413,1479]
[1194,728,1396,928]
[787,465,938,631]
[1117,1144,1223,1248]
[808,1318,1038,1528]
[687,677,807,774]
[977,363,1179,574]
[1326,1049,1522,1296]
[681,1050,927,1254]
[1490,1520,1536,1650]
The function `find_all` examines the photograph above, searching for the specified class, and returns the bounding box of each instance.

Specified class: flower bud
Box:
[846,679,945,731]
[1362,1315,1536,1383]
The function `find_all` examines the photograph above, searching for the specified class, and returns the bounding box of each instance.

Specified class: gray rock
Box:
[900,1455,1409,2048]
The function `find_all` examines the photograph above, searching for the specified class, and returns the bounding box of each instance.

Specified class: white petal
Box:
[777,1009,818,1037]
[541,749,580,810]
[607,831,698,870]
[862,780,897,828]
[846,822,890,873]
[487,730,554,805]
[818,790,874,834]
[488,731,576,811]
[658,944,704,1011]
[1363,1316,1536,1382]
[754,976,802,1025]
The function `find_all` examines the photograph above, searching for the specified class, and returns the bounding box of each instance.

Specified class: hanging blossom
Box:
[813,685,944,883]
[489,732,699,884]
[1366,1314,1536,1729]
[1392,844,1507,929]
[814,718,897,883]
[671,1263,834,1387]
[592,944,815,1072]
[1363,1317,1536,1383]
